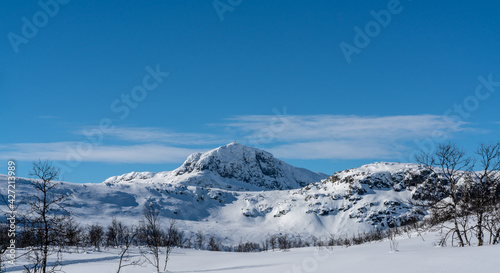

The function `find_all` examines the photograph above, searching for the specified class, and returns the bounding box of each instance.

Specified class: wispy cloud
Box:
[76,126,223,146]
[226,115,467,141]
[0,115,480,164]
[223,114,474,160]
[0,142,201,164]
[0,126,220,165]
[267,140,404,160]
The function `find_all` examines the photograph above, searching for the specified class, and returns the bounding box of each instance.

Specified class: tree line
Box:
[1,141,500,271]
[416,142,500,247]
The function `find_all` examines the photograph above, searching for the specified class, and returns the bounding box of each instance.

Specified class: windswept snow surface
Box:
[6,231,500,273]
[0,157,440,244]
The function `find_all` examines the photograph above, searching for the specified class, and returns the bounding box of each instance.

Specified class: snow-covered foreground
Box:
[6,231,499,273]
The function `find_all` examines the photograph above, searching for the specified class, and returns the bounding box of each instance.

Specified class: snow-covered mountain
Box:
[104,142,328,190]
[0,144,440,244]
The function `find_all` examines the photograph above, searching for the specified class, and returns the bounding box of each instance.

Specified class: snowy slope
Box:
[6,230,500,273]
[200,162,433,243]
[0,147,442,245]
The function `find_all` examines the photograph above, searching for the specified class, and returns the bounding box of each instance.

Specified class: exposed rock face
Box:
[291,162,441,228]
[105,142,328,191]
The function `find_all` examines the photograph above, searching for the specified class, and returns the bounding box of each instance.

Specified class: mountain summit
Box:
[104,142,328,190]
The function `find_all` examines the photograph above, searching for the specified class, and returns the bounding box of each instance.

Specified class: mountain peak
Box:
[104,143,328,190]
[212,141,267,156]
[173,142,327,190]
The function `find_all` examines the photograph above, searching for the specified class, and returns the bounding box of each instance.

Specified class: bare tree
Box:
[88,224,105,250]
[107,218,128,247]
[388,229,399,252]
[490,204,500,244]
[57,217,83,251]
[106,219,118,247]
[116,220,128,247]
[163,219,177,271]
[139,202,164,273]
[184,235,193,249]
[417,142,472,247]
[269,235,277,251]
[0,224,9,272]
[261,238,269,252]
[467,142,500,246]
[207,235,221,251]
[25,160,70,272]
[278,234,290,250]
[195,230,204,250]
[115,225,144,273]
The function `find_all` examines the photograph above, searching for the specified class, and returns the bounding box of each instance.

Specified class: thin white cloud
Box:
[76,126,222,145]
[0,115,480,164]
[0,142,201,164]
[268,140,404,160]
[223,114,474,160]
[226,115,467,141]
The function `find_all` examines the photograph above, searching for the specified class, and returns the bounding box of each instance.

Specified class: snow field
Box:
[6,231,500,273]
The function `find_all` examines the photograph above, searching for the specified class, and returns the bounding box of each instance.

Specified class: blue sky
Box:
[1,0,499,183]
